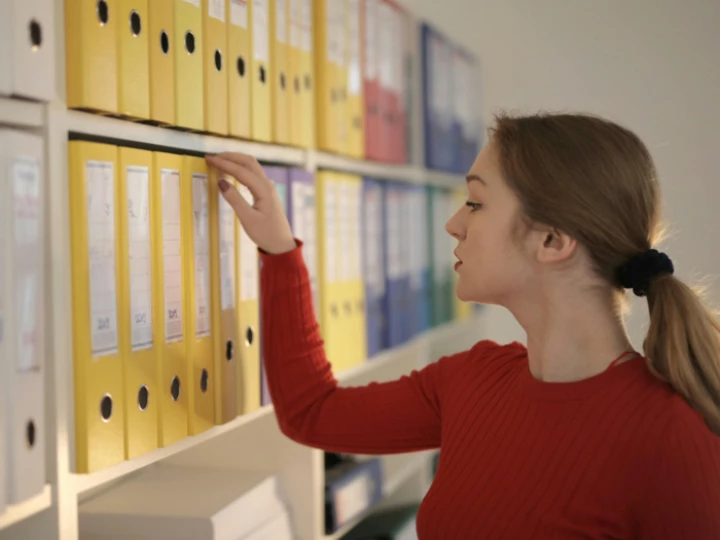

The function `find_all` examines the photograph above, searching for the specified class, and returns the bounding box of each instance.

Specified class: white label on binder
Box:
[378,2,392,88]
[364,0,377,80]
[338,182,351,281]
[326,0,335,63]
[13,157,41,371]
[291,181,304,238]
[184,0,201,6]
[348,0,361,95]
[430,35,443,113]
[192,173,211,337]
[302,183,318,293]
[387,189,401,279]
[87,161,119,357]
[13,158,40,246]
[300,0,312,52]
[210,0,226,21]
[253,0,269,62]
[351,183,362,280]
[219,187,236,310]
[231,0,249,28]
[238,185,259,301]
[161,169,184,343]
[276,0,287,44]
[289,0,300,47]
[15,273,39,372]
[393,9,404,95]
[324,181,337,282]
[335,0,346,67]
[126,166,154,351]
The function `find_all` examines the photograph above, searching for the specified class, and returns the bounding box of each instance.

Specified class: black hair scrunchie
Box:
[616,248,674,297]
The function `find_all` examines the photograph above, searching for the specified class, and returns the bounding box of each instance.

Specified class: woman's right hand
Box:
[206,152,297,255]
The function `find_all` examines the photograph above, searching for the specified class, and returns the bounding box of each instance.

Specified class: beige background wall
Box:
[406,0,720,347]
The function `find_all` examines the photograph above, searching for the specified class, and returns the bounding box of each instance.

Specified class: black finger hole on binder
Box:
[343,301,352,315]
[294,76,300,93]
[305,74,311,90]
[138,385,149,411]
[130,10,142,36]
[185,31,196,55]
[330,90,337,102]
[214,49,223,72]
[200,369,209,393]
[245,326,254,347]
[331,303,339,318]
[280,72,286,91]
[26,420,36,449]
[237,56,246,77]
[100,394,113,422]
[354,117,362,130]
[29,20,42,50]
[171,376,181,401]
[226,340,233,361]
[97,0,109,25]
[160,30,170,55]
[259,66,266,84]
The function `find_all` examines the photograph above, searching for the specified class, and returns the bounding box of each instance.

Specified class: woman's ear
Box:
[537,227,577,264]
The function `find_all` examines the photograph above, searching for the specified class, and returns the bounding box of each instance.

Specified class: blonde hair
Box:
[489,111,720,434]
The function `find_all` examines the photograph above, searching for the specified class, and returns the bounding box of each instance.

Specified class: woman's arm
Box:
[206,151,454,455]
[260,241,455,454]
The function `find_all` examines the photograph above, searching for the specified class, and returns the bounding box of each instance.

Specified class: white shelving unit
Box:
[0,1,485,539]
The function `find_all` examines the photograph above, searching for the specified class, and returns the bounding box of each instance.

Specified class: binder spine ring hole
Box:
[237,56,246,77]
[259,66,266,84]
[226,340,233,361]
[130,10,142,37]
[200,369,209,393]
[29,19,42,50]
[294,76,300,93]
[100,394,113,422]
[245,326,254,347]
[280,73,286,90]
[160,30,170,55]
[170,376,181,402]
[214,49,223,72]
[304,74,311,90]
[97,0,110,25]
[138,385,150,411]
[185,31,196,55]
[26,420,36,448]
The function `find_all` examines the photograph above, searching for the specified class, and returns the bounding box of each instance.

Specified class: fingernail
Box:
[219,179,230,193]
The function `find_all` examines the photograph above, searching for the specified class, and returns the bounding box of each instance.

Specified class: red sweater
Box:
[260,242,720,539]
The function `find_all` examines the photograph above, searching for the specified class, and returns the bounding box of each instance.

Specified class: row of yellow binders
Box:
[68,140,263,473]
[64,0,385,158]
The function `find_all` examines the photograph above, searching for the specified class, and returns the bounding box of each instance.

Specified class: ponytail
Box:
[643,274,720,435]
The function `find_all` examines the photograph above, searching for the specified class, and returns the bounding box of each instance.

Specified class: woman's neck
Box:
[510,286,635,383]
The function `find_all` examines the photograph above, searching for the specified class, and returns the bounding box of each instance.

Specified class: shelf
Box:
[313,151,423,183]
[63,110,307,166]
[0,96,44,129]
[424,168,467,188]
[73,405,274,496]
[0,485,52,531]
[324,452,433,540]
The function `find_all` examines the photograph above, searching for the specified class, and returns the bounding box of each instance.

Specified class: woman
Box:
[206,112,720,538]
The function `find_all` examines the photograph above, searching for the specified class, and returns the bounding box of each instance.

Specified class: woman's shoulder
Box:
[435,338,528,380]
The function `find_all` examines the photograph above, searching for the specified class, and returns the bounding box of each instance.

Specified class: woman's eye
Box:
[466,201,483,212]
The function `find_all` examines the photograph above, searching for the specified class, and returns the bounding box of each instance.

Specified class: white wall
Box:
[406,0,720,347]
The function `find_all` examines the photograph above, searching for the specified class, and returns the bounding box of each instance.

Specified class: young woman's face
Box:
[445,143,541,306]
